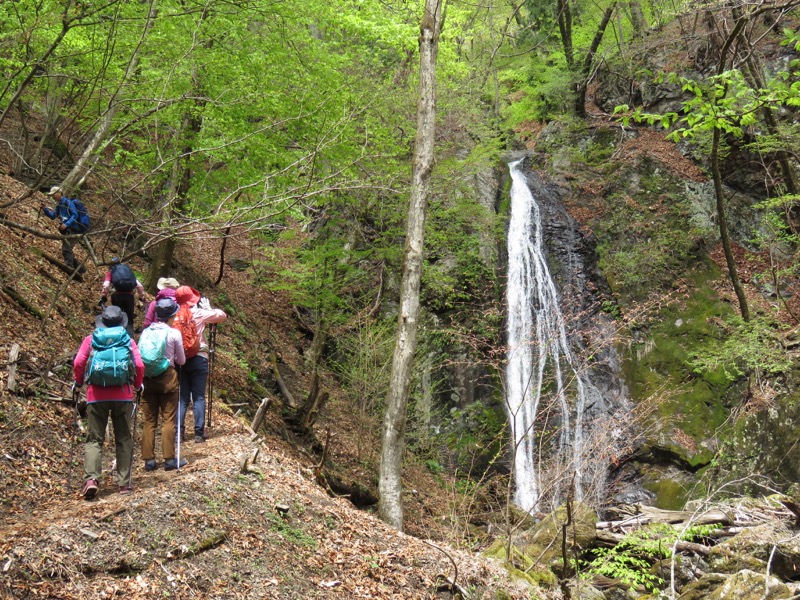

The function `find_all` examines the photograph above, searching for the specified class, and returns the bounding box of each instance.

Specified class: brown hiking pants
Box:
[140,367,179,461]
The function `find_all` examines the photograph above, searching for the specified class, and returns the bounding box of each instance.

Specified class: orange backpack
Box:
[172,305,200,358]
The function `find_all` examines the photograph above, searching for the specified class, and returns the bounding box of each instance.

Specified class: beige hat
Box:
[157,276,180,290]
[47,186,62,196]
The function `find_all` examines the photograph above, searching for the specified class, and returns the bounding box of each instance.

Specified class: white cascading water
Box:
[505,158,590,512]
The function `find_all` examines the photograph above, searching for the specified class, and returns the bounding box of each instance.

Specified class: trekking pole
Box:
[176,371,182,470]
[128,386,142,490]
[206,324,217,432]
[69,383,84,491]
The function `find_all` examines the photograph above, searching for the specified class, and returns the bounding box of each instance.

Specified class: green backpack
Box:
[87,326,134,386]
[139,326,170,378]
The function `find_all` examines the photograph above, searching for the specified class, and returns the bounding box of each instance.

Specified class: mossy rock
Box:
[483,538,559,588]
[680,570,791,599]
[622,266,738,475]
[708,521,800,579]
[518,501,597,561]
[717,398,800,489]
[651,554,708,590]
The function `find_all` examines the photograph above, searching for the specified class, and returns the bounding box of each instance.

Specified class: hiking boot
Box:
[82,479,98,500]
[118,485,132,495]
[164,458,187,471]
[194,435,205,443]
[144,459,157,471]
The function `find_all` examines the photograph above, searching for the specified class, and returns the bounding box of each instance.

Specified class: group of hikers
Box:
[42,186,228,500]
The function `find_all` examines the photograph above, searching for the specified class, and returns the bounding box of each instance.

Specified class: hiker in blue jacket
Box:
[41,186,85,272]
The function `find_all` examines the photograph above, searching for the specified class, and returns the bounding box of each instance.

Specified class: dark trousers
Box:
[111,292,136,329]
[178,355,209,437]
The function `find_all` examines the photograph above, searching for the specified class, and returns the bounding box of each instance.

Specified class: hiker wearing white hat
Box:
[40,186,90,272]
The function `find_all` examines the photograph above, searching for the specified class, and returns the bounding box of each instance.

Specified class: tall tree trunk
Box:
[712,126,749,321]
[378,0,443,532]
[62,0,159,192]
[574,3,616,117]
[732,8,798,231]
[145,7,210,292]
[627,1,647,37]
[556,0,574,70]
[712,13,750,321]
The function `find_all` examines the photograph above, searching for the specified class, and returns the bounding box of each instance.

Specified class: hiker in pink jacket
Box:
[73,306,144,499]
[174,286,227,442]
[143,277,180,329]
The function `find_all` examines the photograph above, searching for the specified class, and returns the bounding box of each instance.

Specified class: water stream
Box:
[504,158,596,512]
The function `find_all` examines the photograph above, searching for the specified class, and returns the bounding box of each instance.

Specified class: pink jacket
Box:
[73,334,144,402]
[143,288,177,329]
[191,306,227,358]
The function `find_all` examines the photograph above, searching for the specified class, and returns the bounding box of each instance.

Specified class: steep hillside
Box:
[0,174,537,598]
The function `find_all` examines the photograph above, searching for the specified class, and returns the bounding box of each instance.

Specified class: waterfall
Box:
[505,158,595,512]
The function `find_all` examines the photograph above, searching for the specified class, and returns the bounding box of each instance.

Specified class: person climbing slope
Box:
[41,186,90,273]
[174,286,227,442]
[73,305,144,499]
[101,257,146,331]
[142,277,180,329]
[139,297,187,471]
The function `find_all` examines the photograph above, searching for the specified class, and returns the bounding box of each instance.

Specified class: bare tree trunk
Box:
[713,13,750,321]
[712,127,749,321]
[575,3,616,117]
[556,0,574,70]
[61,0,159,192]
[378,0,443,532]
[627,1,647,37]
[144,7,209,292]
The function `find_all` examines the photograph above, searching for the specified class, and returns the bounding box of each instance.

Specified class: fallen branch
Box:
[595,530,711,557]
[250,397,272,435]
[166,530,227,560]
[38,250,84,281]
[270,350,297,409]
[7,344,20,392]
[1,286,44,319]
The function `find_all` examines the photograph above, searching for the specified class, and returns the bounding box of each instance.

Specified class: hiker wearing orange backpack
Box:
[174,286,227,442]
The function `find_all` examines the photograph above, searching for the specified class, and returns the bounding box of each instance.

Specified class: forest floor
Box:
[0,170,534,599]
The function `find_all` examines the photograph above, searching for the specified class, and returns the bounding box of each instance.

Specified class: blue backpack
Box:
[87,326,134,386]
[68,197,90,233]
[139,326,170,378]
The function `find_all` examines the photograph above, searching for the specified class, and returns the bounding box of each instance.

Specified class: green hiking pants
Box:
[84,401,133,485]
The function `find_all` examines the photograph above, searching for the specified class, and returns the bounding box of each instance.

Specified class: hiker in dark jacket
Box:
[140,298,187,471]
[143,277,180,329]
[73,306,144,499]
[41,186,85,272]
[101,257,146,330]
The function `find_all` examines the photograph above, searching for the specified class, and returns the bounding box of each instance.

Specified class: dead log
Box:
[1,286,44,319]
[595,530,711,557]
[7,344,20,392]
[250,397,272,434]
[598,504,732,529]
[316,468,378,507]
[270,350,297,409]
[39,250,84,281]
[167,530,227,560]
